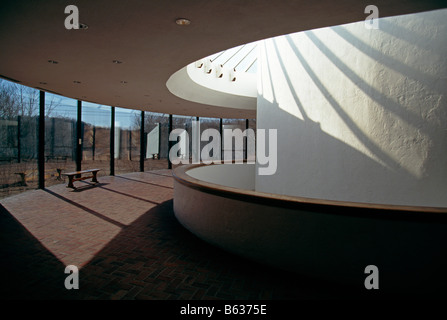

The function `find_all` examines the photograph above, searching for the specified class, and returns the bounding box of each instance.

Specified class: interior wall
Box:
[256,9,447,207]
[187,164,255,190]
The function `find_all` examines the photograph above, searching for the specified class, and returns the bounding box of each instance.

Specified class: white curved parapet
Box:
[186,163,256,190]
[173,163,447,295]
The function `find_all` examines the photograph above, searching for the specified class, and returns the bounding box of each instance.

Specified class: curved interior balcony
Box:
[173,163,447,294]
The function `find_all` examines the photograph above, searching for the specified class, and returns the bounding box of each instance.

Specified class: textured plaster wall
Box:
[256,9,447,207]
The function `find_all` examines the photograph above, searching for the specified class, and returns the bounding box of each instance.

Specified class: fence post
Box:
[76,100,82,173]
[140,111,144,172]
[245,119,249,162]
[38,91,45,189]
[168,114,172,169]
[219,118,223,161]
[110,106,115,176]
[17,115,21,163]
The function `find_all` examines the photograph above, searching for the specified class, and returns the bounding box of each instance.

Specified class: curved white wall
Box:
[187,164,255,190]
[256,9,447,207]
[173,164,447,294]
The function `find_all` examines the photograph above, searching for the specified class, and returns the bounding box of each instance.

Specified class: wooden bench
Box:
[62,169,100,189]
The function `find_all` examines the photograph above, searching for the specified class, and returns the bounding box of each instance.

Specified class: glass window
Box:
[82,102,111,177]
[115,107,140,174]
[44,93,77,187]
[173,115,195,165]
[0,79,39,198]
[247,118,256,162]
[222,118,248,162]
[144,112,169,170]
[200,117,221,162]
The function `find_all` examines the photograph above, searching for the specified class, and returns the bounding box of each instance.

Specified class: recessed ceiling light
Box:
[175,18,191,26]
[48,60,58,64]
[120,81,127,84]
[112,60,123,64]
[73,80,81,84]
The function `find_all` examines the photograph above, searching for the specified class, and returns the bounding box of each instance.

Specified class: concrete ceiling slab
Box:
[0,0,445,118]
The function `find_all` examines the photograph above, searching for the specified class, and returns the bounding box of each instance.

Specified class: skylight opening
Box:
[197,41,259,75]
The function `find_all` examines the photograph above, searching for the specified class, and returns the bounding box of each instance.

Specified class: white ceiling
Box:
[0,0,445,119]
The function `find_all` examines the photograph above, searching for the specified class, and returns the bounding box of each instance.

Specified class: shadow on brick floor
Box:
[0,204,80,299]
[1,198,402,300]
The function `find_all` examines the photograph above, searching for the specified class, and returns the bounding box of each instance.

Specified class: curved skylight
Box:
[166,41,259,110]
[201,42,258,74]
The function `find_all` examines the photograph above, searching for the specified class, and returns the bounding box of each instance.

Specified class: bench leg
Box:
[56,169,63,181]
[67,176,75,188]
[92,171,99,183]
[17,173,27,186]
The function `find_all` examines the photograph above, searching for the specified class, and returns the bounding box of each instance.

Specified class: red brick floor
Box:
[0,169,366,300]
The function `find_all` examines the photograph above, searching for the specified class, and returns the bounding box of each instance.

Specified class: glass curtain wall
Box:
[115,107,140,174]
[172,115,195,165]
[143,112,169,170]
[0,80,39,198]
[200,117,221,162]
[247,118,256,162]
[0,79,258,198]
[82,102,111,177]
[44,93,77,187]
[222,118,247,162]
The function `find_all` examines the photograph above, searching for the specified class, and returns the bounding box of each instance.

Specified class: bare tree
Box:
[0,79,18,119]
[132,111,170,131]
[14,83,60,117]
[15,84,38,117]
[0,79,61,118]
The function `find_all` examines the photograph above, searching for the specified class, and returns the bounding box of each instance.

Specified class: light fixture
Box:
[112,60,123,64]
[120,81,127,84]
[48,60,58,64]
[79,23,88,30]
[216,64,224,78]
[175,18,191,26]
[73,80,81,84]
[230,68,236,82]
[195,59,203,68]
[205,59,213,74]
